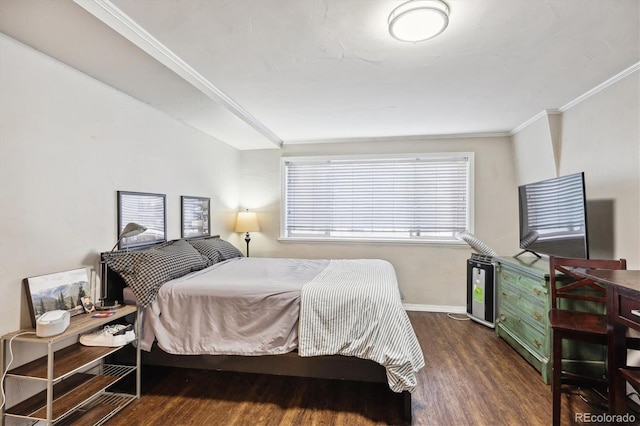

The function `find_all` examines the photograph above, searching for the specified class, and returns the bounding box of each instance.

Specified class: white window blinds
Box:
[282,154,473,242]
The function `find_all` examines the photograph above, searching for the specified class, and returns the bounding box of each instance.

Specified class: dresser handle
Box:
[533,288,541,296]
[499,314,506,322]
[631,310,640,317]
[533,338,541,348]
[532,312,542,321]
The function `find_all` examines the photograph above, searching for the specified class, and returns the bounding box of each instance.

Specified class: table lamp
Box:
[235,210,260,257]
[99,222,147,310]
[111,222,147,252]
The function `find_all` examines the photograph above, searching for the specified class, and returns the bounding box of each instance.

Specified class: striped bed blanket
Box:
[298,259,425,393]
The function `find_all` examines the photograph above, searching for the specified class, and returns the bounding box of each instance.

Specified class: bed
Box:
[101,236,424,422]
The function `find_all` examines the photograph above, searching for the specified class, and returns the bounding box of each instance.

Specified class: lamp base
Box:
[245,232,251,257]
[244,232,251,257]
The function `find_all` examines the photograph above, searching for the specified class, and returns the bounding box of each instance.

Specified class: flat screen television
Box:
[517,172,589,258]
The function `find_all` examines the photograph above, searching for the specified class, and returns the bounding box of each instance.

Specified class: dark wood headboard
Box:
[100,235,221,305]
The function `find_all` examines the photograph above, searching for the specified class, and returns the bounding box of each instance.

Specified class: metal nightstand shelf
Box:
[1,305,140,425]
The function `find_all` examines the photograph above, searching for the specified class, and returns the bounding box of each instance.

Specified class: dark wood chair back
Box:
[549,256,627,310]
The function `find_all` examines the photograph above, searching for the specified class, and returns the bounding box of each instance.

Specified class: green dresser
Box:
[495,256,553,383]
[495,256,606,384]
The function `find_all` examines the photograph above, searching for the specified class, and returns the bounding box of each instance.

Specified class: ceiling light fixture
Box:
[388,0,450,43]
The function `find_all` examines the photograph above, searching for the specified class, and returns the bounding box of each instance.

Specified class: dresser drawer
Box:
[499,268,548,303]
[618,293,640,329]
[499,285,547,332]
[500,277,546,312]
[498,304,547,357]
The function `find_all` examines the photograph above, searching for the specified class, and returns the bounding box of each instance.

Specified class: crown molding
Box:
[558,61,640,112]
[74,0,282,148]
[284,131,511,145]
[509,109,561,136]
[511,62,640,136]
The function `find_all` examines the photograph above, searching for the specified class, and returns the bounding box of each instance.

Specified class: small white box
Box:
[36,310,70,337]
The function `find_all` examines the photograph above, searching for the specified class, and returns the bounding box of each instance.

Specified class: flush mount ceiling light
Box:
[388,0,450,43]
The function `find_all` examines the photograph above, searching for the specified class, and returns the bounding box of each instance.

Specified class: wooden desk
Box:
[580,269,640,415]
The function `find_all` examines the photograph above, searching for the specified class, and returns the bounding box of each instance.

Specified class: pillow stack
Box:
[103,239,208,306]
[103,237,244,306]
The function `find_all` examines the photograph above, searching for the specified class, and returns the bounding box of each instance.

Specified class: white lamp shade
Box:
[235,211,260,233]
[388,0,450,42]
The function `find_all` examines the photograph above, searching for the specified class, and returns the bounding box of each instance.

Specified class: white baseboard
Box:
[403,303,466,314]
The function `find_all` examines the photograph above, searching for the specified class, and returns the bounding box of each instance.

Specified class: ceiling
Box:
[1,0,638,150]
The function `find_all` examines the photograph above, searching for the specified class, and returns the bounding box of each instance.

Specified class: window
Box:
[281,153,474,243]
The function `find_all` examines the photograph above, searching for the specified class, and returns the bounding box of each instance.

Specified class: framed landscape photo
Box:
[181,196,211,238]
[24,268,91,328]
[117,190,166,250]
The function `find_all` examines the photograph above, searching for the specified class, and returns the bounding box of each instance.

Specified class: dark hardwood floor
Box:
[106,312,617,425]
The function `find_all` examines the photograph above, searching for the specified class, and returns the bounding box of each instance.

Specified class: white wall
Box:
[240,136,519,309]
[511,70,639,267]
[559,72,640,266]
[0,34,242,338]
[512,112,558,184]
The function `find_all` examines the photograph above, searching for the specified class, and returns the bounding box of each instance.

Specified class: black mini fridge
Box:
[466,253,496,328]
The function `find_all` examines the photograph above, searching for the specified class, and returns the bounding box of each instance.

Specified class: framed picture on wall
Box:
[117,191,166,250]
[181,196,210,238]
[24,268,90,328]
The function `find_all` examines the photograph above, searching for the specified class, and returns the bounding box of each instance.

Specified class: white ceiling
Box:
[1,0,638,150]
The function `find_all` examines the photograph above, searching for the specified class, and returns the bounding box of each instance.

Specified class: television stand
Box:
[513,249,541,259]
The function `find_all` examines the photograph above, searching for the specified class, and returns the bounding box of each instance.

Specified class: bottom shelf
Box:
[56,392,137,426]
[5,364,135,423]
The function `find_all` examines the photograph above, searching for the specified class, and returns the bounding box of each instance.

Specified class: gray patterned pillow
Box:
[186,239,222,266]
[104,239,208,306]
[188,238,243,262]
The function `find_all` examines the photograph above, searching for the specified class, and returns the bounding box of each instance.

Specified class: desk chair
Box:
[549,256,627,426]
